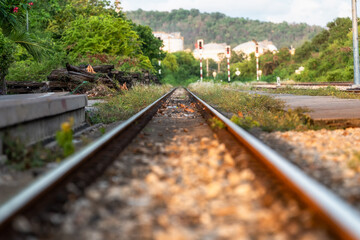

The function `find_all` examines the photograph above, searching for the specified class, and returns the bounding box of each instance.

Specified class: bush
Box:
[325,67,353,82]
[161,52,199,86]
[7,47,68,82]
[62,14,141,61]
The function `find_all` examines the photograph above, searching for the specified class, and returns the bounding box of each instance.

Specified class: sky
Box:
[116,0,355,27]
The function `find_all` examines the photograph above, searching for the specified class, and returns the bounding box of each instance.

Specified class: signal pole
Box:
[198,39,204,82]
[157,37,162,76]
[254,40,260,81]
[352,0,360,86]
[226,46,231,82]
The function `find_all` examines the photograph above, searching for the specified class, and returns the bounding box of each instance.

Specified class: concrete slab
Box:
[272,94,360,121]
[0,93,88,144]
[0,92,87,128]
[235,90,360,126]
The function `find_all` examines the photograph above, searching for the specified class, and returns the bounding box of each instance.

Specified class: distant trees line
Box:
[158,17,356,84]
[126,8,323,49]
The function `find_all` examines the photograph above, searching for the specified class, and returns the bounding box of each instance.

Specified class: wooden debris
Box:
[7,63,160,94]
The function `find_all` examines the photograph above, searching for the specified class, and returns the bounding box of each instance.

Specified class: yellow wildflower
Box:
[61,122,71,132]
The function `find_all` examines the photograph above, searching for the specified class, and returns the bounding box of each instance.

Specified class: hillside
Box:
[126,9,323,49]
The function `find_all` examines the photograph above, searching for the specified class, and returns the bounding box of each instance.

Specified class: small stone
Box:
[105,186,129,202]
[152,165,165,177]
[211,206,237,216]
[86,189,101,201]
[223,153,235,166]
[146,173,159,183]
[205,182,222,199]
[228,172,241,186]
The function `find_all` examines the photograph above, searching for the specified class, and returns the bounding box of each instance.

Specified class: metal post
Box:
[26,10,29,31]
[256,57,259,81]
[352,0,360,86]
[157,36,162,76]
[200,53,203,82]
[227,58,230,82]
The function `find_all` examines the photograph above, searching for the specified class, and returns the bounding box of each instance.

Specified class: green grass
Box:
[189,82,313,132]
[89,84,172,124]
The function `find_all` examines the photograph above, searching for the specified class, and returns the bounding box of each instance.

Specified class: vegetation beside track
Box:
[190,82,314,132]
[2,85,171,170]
[88,84,172,124]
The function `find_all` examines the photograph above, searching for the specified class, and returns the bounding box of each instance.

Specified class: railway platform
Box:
[0,92,88,146]
[271,94,360,127]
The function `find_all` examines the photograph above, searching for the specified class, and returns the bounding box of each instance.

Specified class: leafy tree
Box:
[131,23,165,61]
[162,53,178,72]
[0,0,45,94]
[62,14,141,60]
[162,51,199,85]
[327,18,352,44]
[294,41,314,62]
[47,0,117,38]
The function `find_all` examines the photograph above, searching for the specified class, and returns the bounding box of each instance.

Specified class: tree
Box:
[126,9,323,49]
[62,14,141,60]
[47,0,118,39]
[0,0,44,94]
[131,23,164,61]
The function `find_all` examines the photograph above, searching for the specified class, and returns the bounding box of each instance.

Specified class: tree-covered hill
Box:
[126,9,323,49]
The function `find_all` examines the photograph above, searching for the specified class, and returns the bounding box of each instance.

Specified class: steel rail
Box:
[0,88,175,232]
[187,88,360,240]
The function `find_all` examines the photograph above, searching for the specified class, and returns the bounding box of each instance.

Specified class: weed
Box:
[189,82,315,132]
[99,127,106,135]
[56,118,75,158]
[209,117,226,130]
[348,151,360,172]
[90,84,172,124]
[3,134,57,170]
[231,115,259,130]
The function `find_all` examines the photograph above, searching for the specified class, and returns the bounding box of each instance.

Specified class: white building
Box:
[193,43,227,62]
[153,32,184,53]
[233,40,278,57]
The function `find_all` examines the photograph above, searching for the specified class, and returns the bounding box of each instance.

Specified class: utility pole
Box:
[352,0,360,86]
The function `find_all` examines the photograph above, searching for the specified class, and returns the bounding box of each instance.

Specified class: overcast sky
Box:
[116,0,355,27]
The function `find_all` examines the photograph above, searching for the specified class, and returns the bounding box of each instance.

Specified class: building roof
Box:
[193,43,228,62]
[234,40,278,55]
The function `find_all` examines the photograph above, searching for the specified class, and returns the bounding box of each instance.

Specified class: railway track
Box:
[1,88,360,239]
